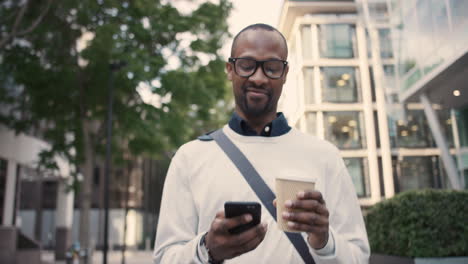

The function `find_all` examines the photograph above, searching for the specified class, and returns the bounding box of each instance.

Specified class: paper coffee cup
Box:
[275,176,316,232]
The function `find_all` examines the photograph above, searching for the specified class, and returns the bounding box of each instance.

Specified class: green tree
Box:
[0,0,232,249]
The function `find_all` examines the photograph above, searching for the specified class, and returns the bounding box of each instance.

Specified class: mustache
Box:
[242,83,271,95]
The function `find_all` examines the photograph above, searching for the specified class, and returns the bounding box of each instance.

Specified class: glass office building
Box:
[278,0,467,206]
[387,0,468,190]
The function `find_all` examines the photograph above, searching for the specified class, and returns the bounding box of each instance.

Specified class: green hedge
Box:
[365,189,468,257]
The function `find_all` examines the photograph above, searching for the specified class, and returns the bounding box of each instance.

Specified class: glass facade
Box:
[430,0,450,53]
[396,156,443,192]
[397,0,468,91]
[318,24,357,58]
[324,111,366,149]
[456,108,468,147]
[393,110,454,148]
[449,0,468,32]
[344,158,370,198]
[394,110,433,148]
[378,28,393,58]
[383,65,396,91]
[367,0,390,23]
[321,67,360,103]
[399,3,421,91]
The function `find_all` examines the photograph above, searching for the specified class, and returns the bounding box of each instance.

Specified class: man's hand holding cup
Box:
[274,177,330,249]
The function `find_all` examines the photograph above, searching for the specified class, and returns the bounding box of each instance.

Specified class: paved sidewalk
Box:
[41,250,153,264]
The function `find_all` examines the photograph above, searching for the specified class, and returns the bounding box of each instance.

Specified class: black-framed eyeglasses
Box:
[228,57,288,79]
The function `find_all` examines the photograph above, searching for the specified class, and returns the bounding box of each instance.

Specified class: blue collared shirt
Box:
[228,112,291,137]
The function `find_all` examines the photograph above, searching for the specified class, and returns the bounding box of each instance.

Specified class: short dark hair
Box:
[230,23,288,58]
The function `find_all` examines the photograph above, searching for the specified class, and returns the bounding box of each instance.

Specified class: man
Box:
[154,24,370,263]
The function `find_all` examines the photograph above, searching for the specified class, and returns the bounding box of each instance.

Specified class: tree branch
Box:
[0,0,29,48]
[0,9,18,25]
[18,0,54,36]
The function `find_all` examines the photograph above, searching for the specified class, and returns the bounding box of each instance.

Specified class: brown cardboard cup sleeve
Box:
[275,176,316,232]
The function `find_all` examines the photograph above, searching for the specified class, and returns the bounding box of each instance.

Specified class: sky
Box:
[221,0,284,58]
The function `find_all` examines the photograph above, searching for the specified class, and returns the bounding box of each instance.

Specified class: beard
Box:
[235,83,276,118]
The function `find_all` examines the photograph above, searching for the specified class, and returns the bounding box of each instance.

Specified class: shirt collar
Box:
[228,112,291,137]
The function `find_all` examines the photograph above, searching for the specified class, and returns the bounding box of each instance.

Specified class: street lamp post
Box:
[103,61,126,264]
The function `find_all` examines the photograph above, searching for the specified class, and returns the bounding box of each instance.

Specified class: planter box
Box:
[370,254,468,264]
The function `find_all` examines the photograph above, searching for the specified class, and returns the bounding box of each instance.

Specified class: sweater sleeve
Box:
[309,156,370,264]
[153,145,204,264]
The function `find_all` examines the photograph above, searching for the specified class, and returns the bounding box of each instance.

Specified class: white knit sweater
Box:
[154,125,370,264]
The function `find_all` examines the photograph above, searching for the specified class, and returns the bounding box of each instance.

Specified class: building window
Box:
[321,67,360,103]
[366,30,374,58]
[399,6,421,91]
[438,110,455,148]
[301,25,313,60]
[305,112,316,136]
[374,111,380,148]
[395,110,433,148]
[396,156,442,192]
[417,0,438,74]
[318,24,357,58]
[323,111,366,149]
[367,1,390,22]
[394,110,454,148]
[344,158,370,198]
[303,68,315,104]
[378,28,393,58]
[449,0,468,32]
[383,65,396,91]
[431,0,449,49]
[455,108,468,147]
[369,67,376,102]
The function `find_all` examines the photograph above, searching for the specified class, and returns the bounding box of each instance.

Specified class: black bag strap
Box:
[211,129,316,264]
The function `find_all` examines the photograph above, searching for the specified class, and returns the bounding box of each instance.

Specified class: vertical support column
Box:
[314,66,323,139]
[2,160,17,226]
[54,178,75,260]
[451,109,465,188]
[296,22,308,129]
[368,27,395,198]
[1,160,18,264]
[420,93,461,189]
[356,24,381,203]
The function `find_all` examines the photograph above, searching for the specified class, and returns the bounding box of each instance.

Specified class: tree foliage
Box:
[0,0,233,247]
[0,0,233,167]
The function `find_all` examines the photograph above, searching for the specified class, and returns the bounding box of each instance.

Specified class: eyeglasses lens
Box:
[235,59,284,79]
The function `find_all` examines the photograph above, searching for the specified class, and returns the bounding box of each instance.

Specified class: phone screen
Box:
[224,201,261,234]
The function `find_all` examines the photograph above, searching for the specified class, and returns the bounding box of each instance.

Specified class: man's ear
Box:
[282,65,289,84]
[226,62,233,81]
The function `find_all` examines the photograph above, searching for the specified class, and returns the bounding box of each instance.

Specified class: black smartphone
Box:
[224,201,261,234]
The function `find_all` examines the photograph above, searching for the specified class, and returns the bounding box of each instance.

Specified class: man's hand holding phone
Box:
[204,202,267,262]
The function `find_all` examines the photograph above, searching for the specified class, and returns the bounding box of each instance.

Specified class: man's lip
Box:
[246,88,268,95]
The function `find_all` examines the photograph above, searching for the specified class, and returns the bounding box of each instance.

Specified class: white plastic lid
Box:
[275,175,316,183]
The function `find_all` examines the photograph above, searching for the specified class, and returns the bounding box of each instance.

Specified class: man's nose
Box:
[248,65,269,86]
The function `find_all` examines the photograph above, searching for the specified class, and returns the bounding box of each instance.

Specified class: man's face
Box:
[226,30,289,119]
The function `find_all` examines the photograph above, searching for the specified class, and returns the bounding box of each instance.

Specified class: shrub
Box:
[365,189,468,257]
